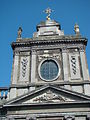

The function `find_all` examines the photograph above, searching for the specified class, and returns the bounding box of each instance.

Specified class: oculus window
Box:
[40,59,59,81]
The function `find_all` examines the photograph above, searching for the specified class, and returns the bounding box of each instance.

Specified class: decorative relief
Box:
[71,56,76,75]
[69,54,81,79]
[21,57,28,77]
[14,51,30,56]
[14,51,20,56]
[64,115,75,120]
[79,46,85,52]
[33,90,65,103]
[23,90,75,103]
[69,48,78,53]
[19,56,30,82]
[62,47,67,53]
[38,54,60,61]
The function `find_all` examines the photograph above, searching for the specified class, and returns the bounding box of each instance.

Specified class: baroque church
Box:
[0,8,90,120]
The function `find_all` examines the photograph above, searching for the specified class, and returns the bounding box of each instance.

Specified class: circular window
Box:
[39,59,60,81]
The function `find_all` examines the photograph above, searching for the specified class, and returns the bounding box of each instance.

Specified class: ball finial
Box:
[74,23,80,35]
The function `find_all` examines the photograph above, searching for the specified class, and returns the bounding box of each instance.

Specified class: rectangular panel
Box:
[69,54,81,80]
[72,85,83,93]
[19,56,30,83]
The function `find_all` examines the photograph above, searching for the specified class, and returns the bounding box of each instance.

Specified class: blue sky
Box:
[0,0,90,87]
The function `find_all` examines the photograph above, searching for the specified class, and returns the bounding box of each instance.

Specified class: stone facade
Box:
[0,15,90,120]
[10,35,90,98]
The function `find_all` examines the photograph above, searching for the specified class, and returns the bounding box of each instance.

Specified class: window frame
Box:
[38,58,60,81]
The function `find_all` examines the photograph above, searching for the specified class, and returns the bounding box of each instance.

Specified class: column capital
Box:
[26,116,36,120]
[79,46,85,52]
[64,115,75,120]
[31,49,36,54]
[14,51,20,56]
[62,47,67,53]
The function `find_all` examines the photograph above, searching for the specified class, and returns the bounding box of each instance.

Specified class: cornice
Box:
[11,36,87,50]
[3,101,90,108]
[10,80,90,88]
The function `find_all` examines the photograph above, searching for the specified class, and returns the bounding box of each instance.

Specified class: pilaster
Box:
[79,46,89,81]
[84,84,90,96]
[30,50,36,91]
[12,51,19,84]
[9,88,17,99]
[79,46,90,95]
[62,47,69,81]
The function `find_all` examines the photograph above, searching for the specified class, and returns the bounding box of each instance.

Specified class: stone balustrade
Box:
[0,87,9,99]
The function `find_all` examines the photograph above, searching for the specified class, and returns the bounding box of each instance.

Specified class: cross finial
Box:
[44,7,54,20]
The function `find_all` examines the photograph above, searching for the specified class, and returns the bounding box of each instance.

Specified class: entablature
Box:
[11,36,87,51]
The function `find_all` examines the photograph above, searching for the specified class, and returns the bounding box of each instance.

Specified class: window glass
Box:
[40,60,59,80]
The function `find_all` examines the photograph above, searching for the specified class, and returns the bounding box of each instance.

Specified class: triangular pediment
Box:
[23,89,74,104]
[5,85,90,105]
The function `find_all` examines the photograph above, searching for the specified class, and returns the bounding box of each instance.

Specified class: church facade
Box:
[0,8,90,120]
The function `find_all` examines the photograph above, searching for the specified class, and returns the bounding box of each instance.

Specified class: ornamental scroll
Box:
[19,56,30,82]
[69,54,81,80]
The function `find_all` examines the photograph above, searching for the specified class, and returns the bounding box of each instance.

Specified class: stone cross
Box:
[44,7,54,20]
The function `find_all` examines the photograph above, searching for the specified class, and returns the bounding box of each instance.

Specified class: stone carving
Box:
[69,54,81,79]
[38,54,60,61]
[71,56,76,75]
[21,57,28,77]
[64,115,75,120]
[23,90,75,104]
[79,46,85,52]
[32,90,74,103]
[14,51,20,56]
[17,27,22,38]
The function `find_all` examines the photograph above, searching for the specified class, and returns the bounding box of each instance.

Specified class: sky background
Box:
[0,0,90,87]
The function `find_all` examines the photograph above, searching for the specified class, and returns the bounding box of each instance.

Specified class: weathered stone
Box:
[0,11,90,120]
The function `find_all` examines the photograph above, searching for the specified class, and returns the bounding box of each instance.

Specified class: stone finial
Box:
[17,27,22,38]
[44,7,54,20]
[74,23,80,35]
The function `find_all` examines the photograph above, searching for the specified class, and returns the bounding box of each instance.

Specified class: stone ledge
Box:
[9,80,90,88]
